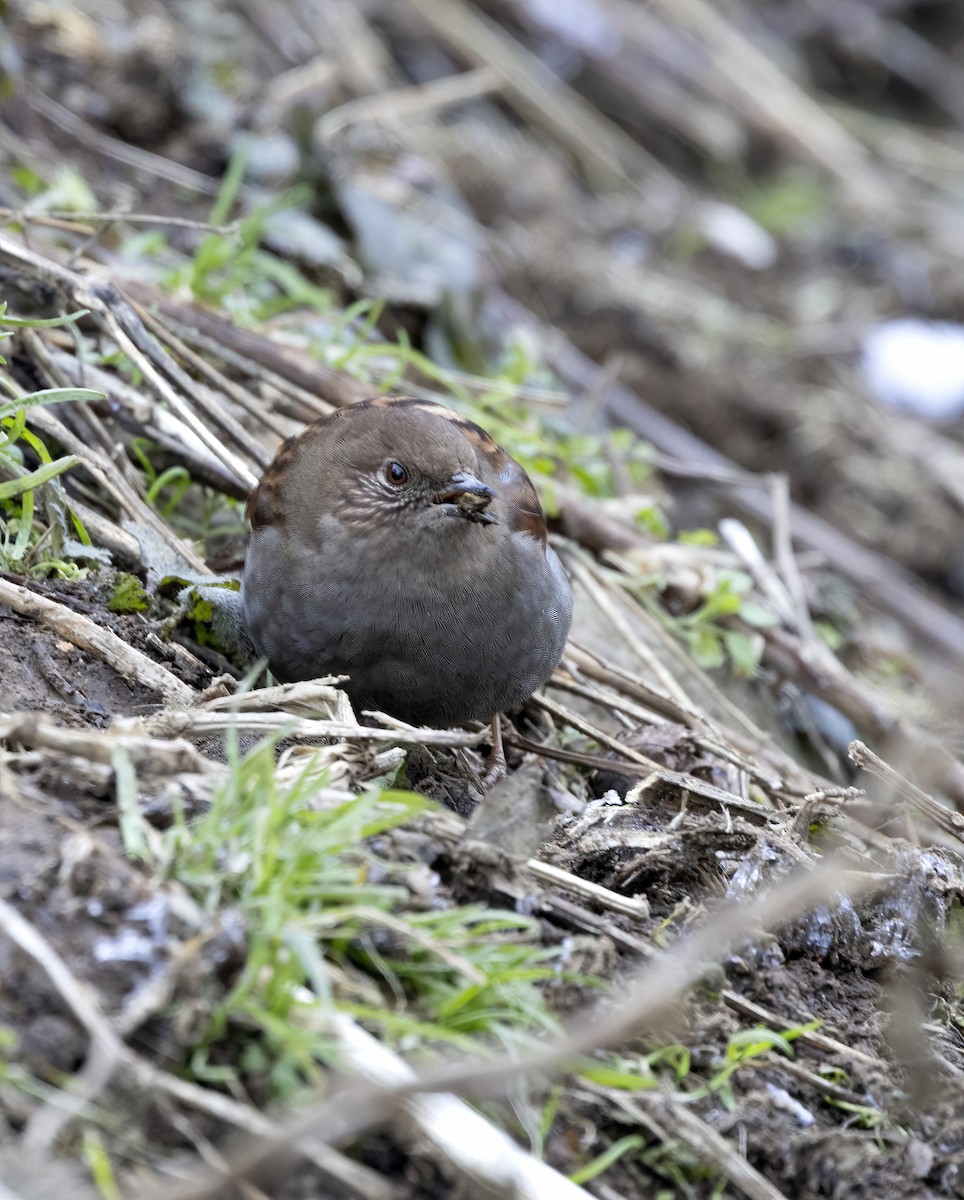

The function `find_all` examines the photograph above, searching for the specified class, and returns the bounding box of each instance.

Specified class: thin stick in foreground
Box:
[0,577,194,706]
[0,897,391,1200]
[159,851,889,1192]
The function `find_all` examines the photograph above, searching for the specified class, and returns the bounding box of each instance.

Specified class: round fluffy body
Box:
[240,397,573,726]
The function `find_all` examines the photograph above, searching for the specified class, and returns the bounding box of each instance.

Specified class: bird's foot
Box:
[480,713,508,788]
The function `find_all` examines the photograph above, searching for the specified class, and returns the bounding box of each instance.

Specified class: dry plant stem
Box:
[525,859,650,918]
[871,402,964,513]
[603,1088,790,1200]
[776,1058,869,1105]
[25,93,227,198]
[200,679,348,713]
[0,207,238,234]
[505,731,653,776]
[25,333,157,499]
[769,473,813,638]
[551,667,788,793]
[628,768,777,823]
[0,117,58,180]
[720,516,798,630]
[555,337,964,803]
[560,341,964,665]
[149,708,489,749]
[24,388,210,577]
[143,307,336,426]
[531,693,665,771]
[132,304,275,469]
[159,852,887,1194]
[644,449,760,486]
[412,807,661,955]
[565,640,707,728]
[138,319,290,445]
[0,239,207,571]
[0,896,124,1155]
[613,0,890,213]
[313,0,396,94]
[120,282,372,410]
[538,482,645,555]
[406,0,673,192]
[828,98,964,179]
[39,335,152,420]
[0,896,391,1200]
[3,212,97,238]
[326,1013,589,1200]
[411,370,568,409]
[54,497,142,567]
[482,711,507,785]
[100,307,257,492]
[318,65,502,141]
[563,644,828,797]
[367,852,882,1085]
[156,1006,588,1199]
[0,579,194,706]
[0,711,210,774]
[766,630,964,812]
[564,549,701,718]
[551,666,673,727]
[264,56,339,110]
[849,740,964,845]
[0,234,254,488]
[165,1121,273,1200]
[603,548,775,742]
[720,989,884,1067]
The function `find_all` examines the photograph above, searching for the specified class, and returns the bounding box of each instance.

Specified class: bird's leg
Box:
[481,712,507,787]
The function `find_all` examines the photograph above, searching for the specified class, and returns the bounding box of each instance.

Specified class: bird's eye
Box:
[385,461,408,486]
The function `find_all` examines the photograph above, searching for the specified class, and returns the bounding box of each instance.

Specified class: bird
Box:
[240,395,573,779]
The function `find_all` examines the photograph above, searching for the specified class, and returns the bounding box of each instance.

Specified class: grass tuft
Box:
[153,732,563,1099]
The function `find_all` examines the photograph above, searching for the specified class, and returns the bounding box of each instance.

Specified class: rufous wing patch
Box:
[245,421,328,528]
[487,448,548,546]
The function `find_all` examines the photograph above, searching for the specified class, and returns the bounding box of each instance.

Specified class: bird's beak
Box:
[434,471,498,525]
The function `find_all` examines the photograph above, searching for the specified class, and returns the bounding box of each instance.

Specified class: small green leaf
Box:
[569,1135,645,1185]
[0,308,90,329]
[577,1062,656,1091]
[82,1128,121,1200]
[636,504,669,538]
[0,388,105,421]
[8,487,35,562]
[647,1042,691,1079]
[722,629,763,677]
[719,569,754,594]
[726,1027,794,1062]
[688,627,726,670]
[112,745,150,861]
[0,455,80,500]
[11,166,47,197]
[145,464,191,513]
[739,600,779,629]
[815,620,844,651]
[678,528,718,546]
[36,165,98,213]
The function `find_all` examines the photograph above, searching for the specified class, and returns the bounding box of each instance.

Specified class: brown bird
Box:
[240,396,573,777]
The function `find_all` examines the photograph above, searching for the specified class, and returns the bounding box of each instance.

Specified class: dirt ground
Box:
[4,1,964,1198]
